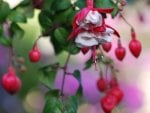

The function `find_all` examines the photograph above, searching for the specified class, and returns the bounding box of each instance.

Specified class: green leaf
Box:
[19,0,31,6]
[20,5,34,18]
[54,27,69,45]
[39,70,57,88]
[73,70,83,97]
[84,57,93,70]
[45,89,60,99]
[39,66,57,89]
[0,36,12,46]
[95,0,119,18]
[76,85,83,97]
[39,11,52,29]
[10,23,24,39]
[67,10,77,25]
[44,91,78,113]
[51,34,64,55]
[75,0,86,9]
[0,2,11,23]
[42,0,54,12]
[53,7,74,24]
[44,90,62,113]
[51,0,71,12]
[67,44,80,55]
[73,70,81,82]
[0,25,3,35]
[8,10,27,23]
[64,96,78,113]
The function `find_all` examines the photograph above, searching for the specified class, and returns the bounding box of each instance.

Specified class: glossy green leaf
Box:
[39,11,52,29]
[73,70,81,82]
[67,10,77,25]
[53,7,74,24]
[42,0,54,12]
[64,96,78,113]
[21,6,34,18]
[39,68,57,89]
[84,57,93,70]
[50,35,64,55]
[45,89,60,99]
[76,85,83,97]
[8,10,27,23]
[51,0,71,12]
[0,36,12,46]
[44,90,62,113]
[73,70,83,97]
[54,27,69,45]
[10,23,24,39]
[0,2,11,23]
[75,0,86,9]
[0,25,3,35]
[67,44,80,55]
[19,0,31,6]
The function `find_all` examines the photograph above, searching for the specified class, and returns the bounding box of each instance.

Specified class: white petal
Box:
[75,32,98,47]
[86,10,102,26]
[105,27,114,34]
[97,35,112,44]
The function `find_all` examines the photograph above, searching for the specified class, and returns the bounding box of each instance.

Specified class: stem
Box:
[93,46,97,71]
[117,38,122,47]
[8,45,15,67]
[60,53,71,113]
[86,0,93,8]
[105,64,109,83]
[120,13,134,31]
[33,35,41,49]
[65,72,73,75]
[42,23,60,36]
[60,53,71,96]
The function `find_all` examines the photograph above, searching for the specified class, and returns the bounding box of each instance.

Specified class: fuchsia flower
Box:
[68,1,120,47]
[68,0,121,69]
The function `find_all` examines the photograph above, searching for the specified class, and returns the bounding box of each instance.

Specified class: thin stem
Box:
[99,46,104,57]
[60,53,71,113]
[8,45,15,67]
[120,13,134,30]
[65,72,73,75]
[33,35,41,49]
[60,53,71,96]
[86,0,93,8]
[105,64,109,83]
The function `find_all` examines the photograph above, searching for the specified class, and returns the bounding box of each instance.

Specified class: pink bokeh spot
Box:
[81,71,101,104]
[120,83,143,109]
[54,70,79,96]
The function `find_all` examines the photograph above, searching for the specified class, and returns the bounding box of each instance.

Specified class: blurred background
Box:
[0,0,150,113]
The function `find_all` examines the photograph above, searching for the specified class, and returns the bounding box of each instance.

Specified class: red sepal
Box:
[95,8,114,13]
[106,25,120,38]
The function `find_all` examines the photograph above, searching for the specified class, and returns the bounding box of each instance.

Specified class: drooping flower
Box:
[68,0,121,69]
[68,0,120,45]
[75,28,114,48]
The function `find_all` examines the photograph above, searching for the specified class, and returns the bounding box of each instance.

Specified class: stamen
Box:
[93,46,97,71]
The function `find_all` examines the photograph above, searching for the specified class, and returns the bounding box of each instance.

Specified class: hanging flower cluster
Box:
[97,69,124,113]
[68,0,121,68]
[68,0,142,67]
[68,0,121,43]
